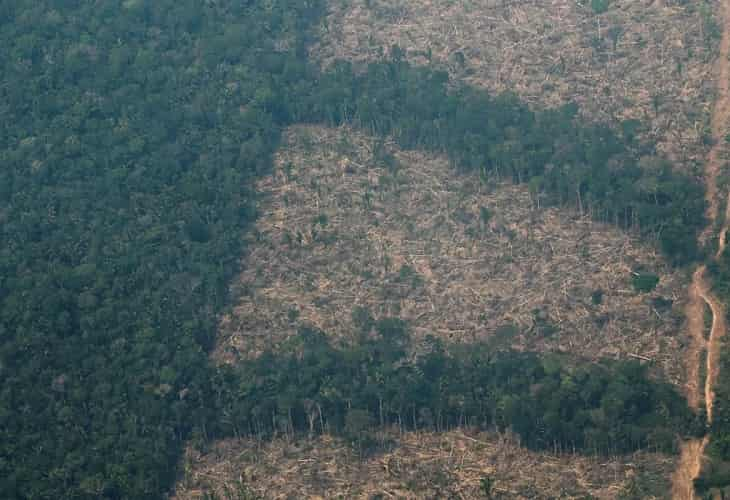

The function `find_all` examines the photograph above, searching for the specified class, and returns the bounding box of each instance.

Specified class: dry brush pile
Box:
[214,125,688,386]
[313,0,718,168]
[173,429,674,499]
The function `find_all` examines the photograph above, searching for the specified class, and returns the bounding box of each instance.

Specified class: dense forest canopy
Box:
[0,0,709,498]
[0,1,325,497]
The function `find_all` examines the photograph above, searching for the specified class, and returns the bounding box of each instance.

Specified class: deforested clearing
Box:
[312,0,717,169]
[214,125,688,386]
[173,429,674,499]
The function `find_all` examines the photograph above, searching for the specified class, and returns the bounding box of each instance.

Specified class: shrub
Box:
[632,272,660,293]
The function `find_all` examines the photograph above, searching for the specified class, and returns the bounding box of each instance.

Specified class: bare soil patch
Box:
[673,437,708,500]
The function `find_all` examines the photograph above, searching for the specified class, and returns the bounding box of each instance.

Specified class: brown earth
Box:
[702,272,726,425]
[704,0,730,428]
[703,0,730,248]
[673,437,709,500]
[683,272,708,413]
[671,0,730,497]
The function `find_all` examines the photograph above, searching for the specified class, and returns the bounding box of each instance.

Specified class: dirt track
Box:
[674,437,710,500]
[672,0,730,497]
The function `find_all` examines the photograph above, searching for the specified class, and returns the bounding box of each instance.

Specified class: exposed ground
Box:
[673,437,708,500]
[313,0,718,169]
[174,429,675,499]
[671,0,730,497]
[213,125,687,386]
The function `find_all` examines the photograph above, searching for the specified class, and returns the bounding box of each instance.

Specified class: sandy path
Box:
[674,437,710,500]
[672,1,730,497]
[700,274,727,424]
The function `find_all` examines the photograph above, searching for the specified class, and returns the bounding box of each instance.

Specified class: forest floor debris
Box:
[213,125,688,387]
[312,0,718,170]
[173,429,674,499]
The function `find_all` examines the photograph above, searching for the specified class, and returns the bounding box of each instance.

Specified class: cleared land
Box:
[313,0,717,169]
[214,125,687,384]
[174,429,674,499]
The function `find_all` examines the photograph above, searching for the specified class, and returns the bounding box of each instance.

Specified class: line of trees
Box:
[308,54,706,264]
[207,318,698,457]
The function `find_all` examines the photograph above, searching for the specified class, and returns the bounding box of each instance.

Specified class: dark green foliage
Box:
[590,0,610,14]
[352,306,375,336]
[396,264,423,288]
[479,206,493,224]
[313,213,329,227]
[632,273,661,293]
[700,1,722,45]
[0,0,707,498]
[480,476,494,499]
[652,296,673,311]
[695,460,730,495]
[344,408,377,454]
[209,326,695,456]
[0,0,325,498]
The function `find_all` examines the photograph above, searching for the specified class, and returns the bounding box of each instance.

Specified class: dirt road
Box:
[673,265,725,499]
[672,1,730,497]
